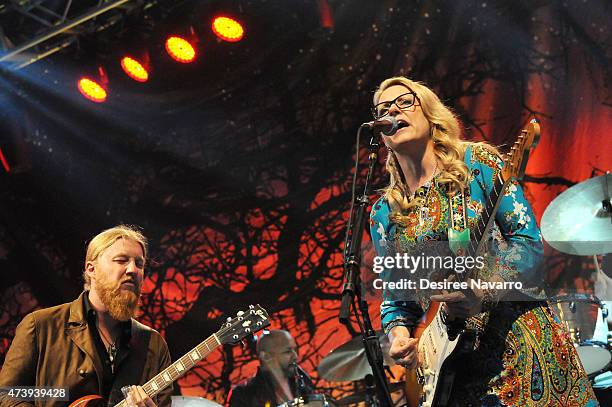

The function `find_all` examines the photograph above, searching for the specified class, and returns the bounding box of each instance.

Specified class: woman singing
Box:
[369,76,597,406]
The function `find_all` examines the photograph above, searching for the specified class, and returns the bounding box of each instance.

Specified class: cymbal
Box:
[317,332,395,382]
[171,396,223,407]
[335,381,405,405]
[541,173,612,255]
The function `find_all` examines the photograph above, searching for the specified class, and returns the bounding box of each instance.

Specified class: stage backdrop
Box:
[1,0,610,402]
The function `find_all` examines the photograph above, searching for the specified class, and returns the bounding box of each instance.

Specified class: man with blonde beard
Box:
[0,225,172,407]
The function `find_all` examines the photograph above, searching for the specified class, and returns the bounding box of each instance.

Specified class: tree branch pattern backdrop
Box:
[1,0,611,402]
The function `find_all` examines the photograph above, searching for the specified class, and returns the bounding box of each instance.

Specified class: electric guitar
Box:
[69,304,271,407]
[411,120,541,407]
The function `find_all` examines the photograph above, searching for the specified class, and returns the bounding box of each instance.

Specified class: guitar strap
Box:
[447,169,491,347]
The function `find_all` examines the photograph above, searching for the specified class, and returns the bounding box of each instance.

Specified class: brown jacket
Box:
[0,292,172,407]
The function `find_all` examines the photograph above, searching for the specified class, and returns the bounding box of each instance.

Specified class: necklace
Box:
[417,161,439,228]
[97,324,118,373]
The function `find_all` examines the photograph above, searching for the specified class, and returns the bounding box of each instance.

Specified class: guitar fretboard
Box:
[466,173,507,258]
[114,334,221,407]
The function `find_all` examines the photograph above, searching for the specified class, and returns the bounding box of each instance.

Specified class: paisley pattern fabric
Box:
[370,144,598,406]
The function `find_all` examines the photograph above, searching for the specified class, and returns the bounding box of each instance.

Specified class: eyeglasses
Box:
[372,91,419,119]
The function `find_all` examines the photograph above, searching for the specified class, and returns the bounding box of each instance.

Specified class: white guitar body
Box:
[416,307,464,407]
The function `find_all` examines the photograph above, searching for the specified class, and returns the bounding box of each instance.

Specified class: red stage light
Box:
[77,78,107,103]
[120,56,149,82]
[0,147,10,173]
[165,36,196,63]
[212,16,244,42]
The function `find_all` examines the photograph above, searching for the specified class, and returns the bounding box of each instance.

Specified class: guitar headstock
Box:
[502,119,540,182]
[216,304,271,345]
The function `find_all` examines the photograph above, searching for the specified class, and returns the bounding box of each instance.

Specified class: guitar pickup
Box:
[416,366,425,385]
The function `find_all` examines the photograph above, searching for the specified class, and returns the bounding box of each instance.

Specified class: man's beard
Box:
[96,274,141,321]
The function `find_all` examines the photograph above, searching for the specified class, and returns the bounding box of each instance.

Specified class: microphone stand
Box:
[339,125,393,407]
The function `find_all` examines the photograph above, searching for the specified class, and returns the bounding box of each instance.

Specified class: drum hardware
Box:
[335,381,406,406]
[277,394,337,407]
[576,340,612,380]
[172,396,223,407]
[317,331,395,382]
[541,173,612,256]
[549,294,612,382]
[550,294,605,343]
[317,333,403,406]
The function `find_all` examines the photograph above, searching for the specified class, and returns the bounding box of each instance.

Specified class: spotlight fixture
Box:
[0,147,10,173]
[165,35,197,63]
[120,55,149,82]
[317,0,334,30]
[211,16,244,42]
[77,67,108,103]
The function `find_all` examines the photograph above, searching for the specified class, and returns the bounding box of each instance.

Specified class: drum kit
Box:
[541,173,612,400]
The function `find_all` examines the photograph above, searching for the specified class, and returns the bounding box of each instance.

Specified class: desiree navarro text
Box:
[372,253,486,274]
[371,278,523,290]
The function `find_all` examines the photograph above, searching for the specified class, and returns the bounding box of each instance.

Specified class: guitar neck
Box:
[466,173,508,257]
[114,334,221,407]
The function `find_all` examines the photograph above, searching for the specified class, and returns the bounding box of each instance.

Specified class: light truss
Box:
[0,0,150,70]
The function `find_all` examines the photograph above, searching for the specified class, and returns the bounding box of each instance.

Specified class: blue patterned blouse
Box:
[369,144,544,334]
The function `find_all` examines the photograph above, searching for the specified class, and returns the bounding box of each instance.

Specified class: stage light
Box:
[0,147,10,173]
[120,56,149,82]
[212,16,244,42]
[165,36,196,63]
[77,66,108,103]
[77,77,107,103]
[317,0,334,29]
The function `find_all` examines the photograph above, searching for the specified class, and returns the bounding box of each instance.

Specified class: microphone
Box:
[290,362,308,397]
[361,116,399,136]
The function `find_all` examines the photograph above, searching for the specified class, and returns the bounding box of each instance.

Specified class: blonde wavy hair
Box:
[373,77,496,226]
[83,224,148,290]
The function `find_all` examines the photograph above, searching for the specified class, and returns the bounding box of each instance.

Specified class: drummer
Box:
[226,330,315,407]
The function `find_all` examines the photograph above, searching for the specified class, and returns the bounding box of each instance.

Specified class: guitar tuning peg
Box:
[245,328,251,333]
[249,305,254,309]
[227,317,232,322]
[237,311,245,317]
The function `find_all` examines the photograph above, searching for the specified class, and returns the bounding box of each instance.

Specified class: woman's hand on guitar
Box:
[430,289,483,320]
[125,385,156,407]
[388,326,419,370]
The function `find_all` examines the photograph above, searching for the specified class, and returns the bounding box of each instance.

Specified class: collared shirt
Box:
[83,293,132,400]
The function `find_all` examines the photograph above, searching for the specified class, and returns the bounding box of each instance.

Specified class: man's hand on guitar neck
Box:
[124,385,156,407]
[388,326,419,370]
